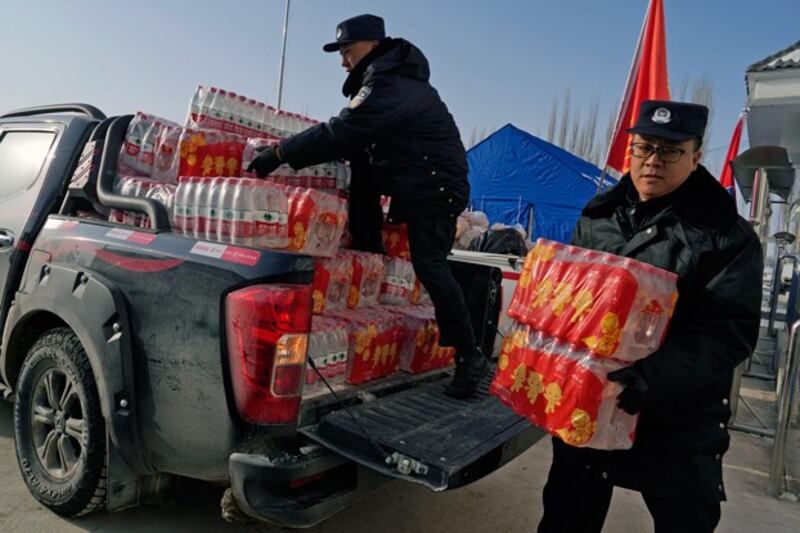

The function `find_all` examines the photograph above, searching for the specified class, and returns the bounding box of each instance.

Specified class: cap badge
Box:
[651,107,672,124]
[336,27,343,40]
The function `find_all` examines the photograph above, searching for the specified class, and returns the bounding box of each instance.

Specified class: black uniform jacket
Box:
[280,38,469,231]
[555,164,763,502]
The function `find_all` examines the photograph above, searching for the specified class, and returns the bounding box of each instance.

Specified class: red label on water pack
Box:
[233,220,255,239]
[125,142,140,157]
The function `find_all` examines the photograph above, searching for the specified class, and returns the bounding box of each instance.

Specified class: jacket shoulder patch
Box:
[350,86,372,109]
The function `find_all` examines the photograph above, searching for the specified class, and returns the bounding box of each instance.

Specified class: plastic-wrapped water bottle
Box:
[205,177,225,242]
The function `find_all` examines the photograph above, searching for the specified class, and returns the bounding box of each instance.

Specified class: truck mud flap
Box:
[298,371,544,491]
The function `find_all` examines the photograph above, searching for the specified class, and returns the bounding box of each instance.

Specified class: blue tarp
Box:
[467,124,615,243]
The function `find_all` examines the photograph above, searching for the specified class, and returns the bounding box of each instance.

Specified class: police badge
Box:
[350,86,372,109]
[651,107,672,124]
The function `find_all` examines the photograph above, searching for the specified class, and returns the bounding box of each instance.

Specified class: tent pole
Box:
[527,205,534,239]
[597,163,609,193]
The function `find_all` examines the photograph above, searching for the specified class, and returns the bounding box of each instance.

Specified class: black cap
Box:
[626,100,709,142]
[323,14,385,52]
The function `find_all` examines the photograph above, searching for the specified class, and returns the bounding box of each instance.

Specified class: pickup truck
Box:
[0,104,543,527]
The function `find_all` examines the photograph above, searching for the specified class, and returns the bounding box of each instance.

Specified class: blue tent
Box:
[467,124,615,243]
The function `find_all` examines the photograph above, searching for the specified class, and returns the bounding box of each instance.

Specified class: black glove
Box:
[247,145,282,178]
[607,365,650,415]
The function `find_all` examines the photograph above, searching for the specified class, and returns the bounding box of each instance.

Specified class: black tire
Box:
[13,327,107,517]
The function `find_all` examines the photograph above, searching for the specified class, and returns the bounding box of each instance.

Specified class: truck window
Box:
[0,130,56,201]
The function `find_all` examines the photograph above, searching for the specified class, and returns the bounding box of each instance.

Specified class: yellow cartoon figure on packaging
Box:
[312,290,325,314]
[354,328,372,362]
[201,155,214,176]
[214,155,226,175]
[544,382,562,414]
[226,156,239,175]
[348,285,359,308]
[499,328,527,371]
[556,408,597,446]
[551,282,574,316]
[372,344,384,369]
[530,243,557,262]
[581,312,622,356]
[570,289,594,324]
[526,372,544,404]
[532,278,554,308]
[519,268,532,289]
[510,364,527,392]
[288,222,307,250]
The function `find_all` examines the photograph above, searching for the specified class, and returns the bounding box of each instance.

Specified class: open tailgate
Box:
[299,371,544,491]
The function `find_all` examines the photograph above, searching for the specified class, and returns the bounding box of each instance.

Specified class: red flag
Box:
[719,116,743,199]
[605,0,670,174]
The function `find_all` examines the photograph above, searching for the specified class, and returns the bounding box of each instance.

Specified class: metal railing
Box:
[730,257,800,497]
[768,254,799,337]
[768,318,800,497]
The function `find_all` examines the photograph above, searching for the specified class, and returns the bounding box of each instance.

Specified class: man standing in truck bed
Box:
[248,14,486,398]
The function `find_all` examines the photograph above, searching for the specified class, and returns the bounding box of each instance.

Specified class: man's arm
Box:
[279,76,408,170]
[632,227,763,404]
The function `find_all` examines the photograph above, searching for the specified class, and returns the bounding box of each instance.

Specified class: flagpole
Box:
[276,0,291,110]
[597,0,652,193]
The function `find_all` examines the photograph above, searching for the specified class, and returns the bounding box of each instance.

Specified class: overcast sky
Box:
[2,0,798,174]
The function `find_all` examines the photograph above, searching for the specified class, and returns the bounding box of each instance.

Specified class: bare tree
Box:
[674,76,690,102]
[689,75,714,155]
[546,98,558,143]
[558,89,571,148]
[579,101,600,164]
[596,109,617,168]
[467,125,497,149]
[569,108,582,153]
[544,90,605,165]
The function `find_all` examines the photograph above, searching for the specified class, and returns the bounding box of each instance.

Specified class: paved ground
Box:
[1,399,799,532]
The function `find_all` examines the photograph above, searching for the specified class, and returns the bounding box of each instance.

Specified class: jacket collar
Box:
[341,38,396,97]
[341,38,430,97]
[583,164,738,232]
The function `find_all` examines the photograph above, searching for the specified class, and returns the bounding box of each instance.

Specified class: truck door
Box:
[0,126,59,299]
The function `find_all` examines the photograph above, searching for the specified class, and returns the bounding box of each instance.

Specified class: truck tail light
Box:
[225,284,312,424]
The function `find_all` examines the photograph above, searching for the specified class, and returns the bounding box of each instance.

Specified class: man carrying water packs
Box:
[537,100,762,533]
[249,14,487,398]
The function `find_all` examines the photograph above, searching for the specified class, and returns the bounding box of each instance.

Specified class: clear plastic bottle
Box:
[123,179,143,227]
[172,176,189,234]
[218,178,237,243]
[254,102,266,137]
[193,177,209,239]
[110,176,132,224]
[253,181,289,248]
[182,177,198,236]
[231,179,256,246]
[205,177,225,242]
[207,87,224,129]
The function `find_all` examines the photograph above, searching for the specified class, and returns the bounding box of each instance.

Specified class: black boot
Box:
[444,346,488,399]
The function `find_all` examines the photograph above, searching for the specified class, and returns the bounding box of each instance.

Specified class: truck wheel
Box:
[13,327,107,517]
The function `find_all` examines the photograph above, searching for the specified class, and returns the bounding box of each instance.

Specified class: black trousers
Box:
[407,218,476,350]
[538,441,721,533]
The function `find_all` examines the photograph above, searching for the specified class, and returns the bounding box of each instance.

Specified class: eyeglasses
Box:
[630,142,687,163]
